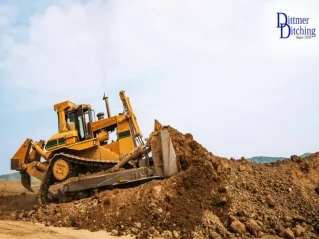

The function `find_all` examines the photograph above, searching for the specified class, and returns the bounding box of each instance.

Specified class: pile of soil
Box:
[1,126,319,239]
[0,181,39,212]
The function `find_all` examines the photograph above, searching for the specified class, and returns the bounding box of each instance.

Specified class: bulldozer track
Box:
[38,152,121,205]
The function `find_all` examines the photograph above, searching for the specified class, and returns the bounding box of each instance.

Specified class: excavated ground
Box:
[0,126,319,239]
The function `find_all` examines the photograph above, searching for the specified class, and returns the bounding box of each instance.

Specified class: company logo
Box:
[276,12,316,39]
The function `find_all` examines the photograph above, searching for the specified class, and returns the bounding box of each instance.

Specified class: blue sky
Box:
[0,0,319,175]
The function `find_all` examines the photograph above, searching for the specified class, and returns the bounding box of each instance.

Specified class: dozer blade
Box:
[150,129,179,177]
[21,172,34,192]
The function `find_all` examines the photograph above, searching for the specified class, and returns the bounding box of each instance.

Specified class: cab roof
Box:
[54,101,92,112]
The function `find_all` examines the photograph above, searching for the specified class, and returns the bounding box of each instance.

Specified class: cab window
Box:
[78,116,85,139]
[66,111,76,124]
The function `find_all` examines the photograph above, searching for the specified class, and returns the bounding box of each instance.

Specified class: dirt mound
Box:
[1,126,319,239]
[0,181,39,212]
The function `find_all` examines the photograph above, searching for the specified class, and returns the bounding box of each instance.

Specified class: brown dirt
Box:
[0,220,132,239]
[0,181,40,212]
[0,126,319,239]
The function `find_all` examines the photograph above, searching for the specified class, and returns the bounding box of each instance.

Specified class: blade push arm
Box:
[119,90,143,137]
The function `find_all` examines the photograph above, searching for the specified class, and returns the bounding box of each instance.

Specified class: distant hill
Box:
[248,152,312,163]
[0,172,21,181]
[0,172,39,182]
[299,153,312,158]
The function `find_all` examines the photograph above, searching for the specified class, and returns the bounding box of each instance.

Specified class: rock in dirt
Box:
[230,220,246,234]
[246,219,261,235]
[284,228,294,239]
[294,225,306,237]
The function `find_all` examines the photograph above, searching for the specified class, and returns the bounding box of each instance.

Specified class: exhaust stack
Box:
[103,93,112,118]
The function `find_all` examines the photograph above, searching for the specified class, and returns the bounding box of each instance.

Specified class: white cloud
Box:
[1,0,319,158]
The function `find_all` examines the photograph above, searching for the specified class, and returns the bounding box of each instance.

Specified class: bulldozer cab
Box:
[71,106,94,141]
[56,102,95,142]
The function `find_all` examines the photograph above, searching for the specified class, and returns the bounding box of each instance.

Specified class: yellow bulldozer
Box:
[11,90,179,205]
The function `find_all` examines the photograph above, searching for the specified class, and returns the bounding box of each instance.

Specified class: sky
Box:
[0,0,319,175]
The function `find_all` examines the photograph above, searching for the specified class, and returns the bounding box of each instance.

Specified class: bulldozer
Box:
[11,90,179,205]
